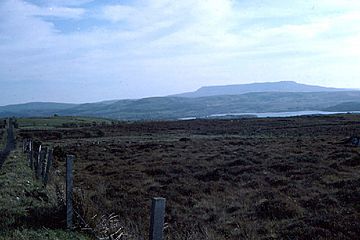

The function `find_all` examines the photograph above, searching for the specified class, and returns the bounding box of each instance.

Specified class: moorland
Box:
[14,114,360,239]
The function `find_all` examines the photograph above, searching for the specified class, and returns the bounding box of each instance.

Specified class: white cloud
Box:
[37,6,85,19]
[34,0,94,7]
[1,0,360,104]
[101,5,139,23]
[0,0,85,20]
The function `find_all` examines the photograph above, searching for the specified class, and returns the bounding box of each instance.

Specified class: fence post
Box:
[33,145,41,173]
[23,139,29,153]
[66,155,74,230]
[40,147,48,178]
[36,145,44,179]
[149,197,166,240]
[43,149,53,186]
[40,147,47,177]
[22,139,26,153]
[28,140,33,169]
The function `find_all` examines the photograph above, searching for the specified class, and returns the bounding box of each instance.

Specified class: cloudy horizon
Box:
[1,0,360,106]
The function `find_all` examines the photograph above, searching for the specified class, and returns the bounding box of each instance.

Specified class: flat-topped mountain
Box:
[174,81,350,98]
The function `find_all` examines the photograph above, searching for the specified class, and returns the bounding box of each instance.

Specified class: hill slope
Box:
[57,91,360,120]
[0,102,76,117]
[1,89,360,120]
[324,102,360,112]
[175,81,350,98]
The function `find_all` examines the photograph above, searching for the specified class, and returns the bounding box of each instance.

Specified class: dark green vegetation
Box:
[0,129,5,149]
[0,118,7,149]
[0,229,90,240]
[1,91,360,120]
[0,119,15,169]
[19,114,360,239]
[0,149,91,239]
[0,150,59,229]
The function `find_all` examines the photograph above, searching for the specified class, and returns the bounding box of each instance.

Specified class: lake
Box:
[179,111,360,120]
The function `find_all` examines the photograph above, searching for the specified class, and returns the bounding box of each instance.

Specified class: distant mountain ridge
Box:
[1,92,360,120]
[0,102,76,111]
[174,81,350,98]
[1,82,359,120]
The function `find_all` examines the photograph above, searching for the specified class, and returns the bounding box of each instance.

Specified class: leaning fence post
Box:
[43,149,53,186]
[66,155,75,230]
[149,197,166,240]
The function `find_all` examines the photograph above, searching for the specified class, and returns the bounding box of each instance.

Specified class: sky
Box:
[0,0,360,105]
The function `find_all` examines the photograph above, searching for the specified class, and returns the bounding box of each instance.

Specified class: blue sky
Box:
[1,0,360,105]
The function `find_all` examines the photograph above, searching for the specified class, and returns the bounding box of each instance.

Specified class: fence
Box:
[23,139,53,186]
[22,138,166,240]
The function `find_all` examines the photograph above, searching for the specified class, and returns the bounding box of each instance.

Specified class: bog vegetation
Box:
[1,114,358,239]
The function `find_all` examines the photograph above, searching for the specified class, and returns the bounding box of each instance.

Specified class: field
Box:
[18,114,360,239]
[16,116,116,129]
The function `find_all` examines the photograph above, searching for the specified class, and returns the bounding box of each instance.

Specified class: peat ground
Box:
[18,114,360,239]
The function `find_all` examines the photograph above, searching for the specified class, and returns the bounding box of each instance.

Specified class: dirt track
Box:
[19,114,360,239]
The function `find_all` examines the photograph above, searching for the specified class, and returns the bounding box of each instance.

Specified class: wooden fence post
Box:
[22,139,26,153]
[33,145,41,172]
[43,149,53,186]
[28,140,33,169]
[66,155,75,229]
[40,147,48,178]
[23,139,29,153]
[36,145,44,179]
[149,197,166,240]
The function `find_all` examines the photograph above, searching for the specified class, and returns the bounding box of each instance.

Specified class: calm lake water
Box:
[179,111,360,120]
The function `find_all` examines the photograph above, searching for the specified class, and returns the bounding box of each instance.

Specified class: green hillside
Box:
[1,91,360,120]
[60,91,360,120]
[324,102,360,112]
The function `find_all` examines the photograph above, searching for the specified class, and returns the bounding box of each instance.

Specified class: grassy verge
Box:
[0,129,6,149]
[0,149,91,239]
[0,229,90,240]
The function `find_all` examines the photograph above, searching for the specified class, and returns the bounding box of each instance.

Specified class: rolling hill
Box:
[324,102,360,112]
[1,82,360,120]
[58,91,360,120]
[0,102,76,118]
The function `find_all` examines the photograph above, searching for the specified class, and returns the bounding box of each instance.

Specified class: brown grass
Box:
[18,114,360,239]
